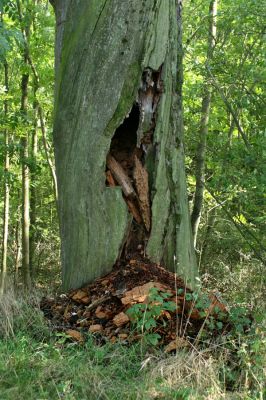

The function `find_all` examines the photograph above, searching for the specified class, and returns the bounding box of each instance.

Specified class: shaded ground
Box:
[41,255,228,349]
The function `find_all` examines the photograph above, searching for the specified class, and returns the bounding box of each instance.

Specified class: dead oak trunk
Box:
[52,0,198,290]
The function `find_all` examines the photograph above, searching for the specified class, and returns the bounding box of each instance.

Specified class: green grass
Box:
[0,289,265,400]
[0,334,154,400]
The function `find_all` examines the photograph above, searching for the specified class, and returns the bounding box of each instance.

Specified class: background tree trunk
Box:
[191,0,218,247]
[53,0,198,290]
[0,61,10,295]
[20,70,31,288]
[29,82,38,276]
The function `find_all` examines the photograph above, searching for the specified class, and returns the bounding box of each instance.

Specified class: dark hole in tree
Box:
[106,104,148,258]
[108,103,142,178]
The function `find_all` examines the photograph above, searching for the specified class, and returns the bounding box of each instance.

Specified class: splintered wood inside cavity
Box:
[106,104,146,235]
[105,66,163,254]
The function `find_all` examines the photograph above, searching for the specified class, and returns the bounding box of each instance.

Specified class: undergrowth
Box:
[0,288,265,400]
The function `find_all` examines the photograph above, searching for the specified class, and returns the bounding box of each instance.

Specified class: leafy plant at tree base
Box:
[126,288,176,346]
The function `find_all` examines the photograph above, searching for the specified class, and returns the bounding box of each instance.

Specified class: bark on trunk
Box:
[191,0,218,248]
[29,83,38,276]
[17,0,31,287]
[0,61,10,295]
[20,71,31,287]
[52,0,198,290]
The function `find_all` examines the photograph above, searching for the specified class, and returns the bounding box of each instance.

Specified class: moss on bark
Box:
[53,0,198,290]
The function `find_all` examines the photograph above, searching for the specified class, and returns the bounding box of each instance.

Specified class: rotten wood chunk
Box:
[133,156,151,231]
[121,282,170,306]
[95,306,112,320]
[125,198,142,224]
[106,154,136,198]
[41,256,232,349]
[66,329,84,342]
[113,312,130,327]
[165,337,190,353]
[70,289,88,303]
[106,170,116,187]
[89,324,103,333]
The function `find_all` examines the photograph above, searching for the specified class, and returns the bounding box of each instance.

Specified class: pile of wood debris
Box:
[41,255,228,351]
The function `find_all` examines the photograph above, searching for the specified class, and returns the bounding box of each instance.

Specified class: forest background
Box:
[0,0,265,399]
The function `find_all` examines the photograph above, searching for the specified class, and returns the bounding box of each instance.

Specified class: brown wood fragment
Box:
[165,337,189,353]
[106,154,136,198]
[86,295,110,311]
[125,198,142,224]
[66,329,84,342]
[71,289,88,302]
[89,324,103,333]
[113,312,130,327]
[121,282,171,305]
[106,170,116,187]
[133,156,151,231]
[95,306,111,320]
[80,296,90,305]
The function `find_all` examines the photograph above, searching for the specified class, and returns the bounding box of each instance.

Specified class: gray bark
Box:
[53,0,198,290]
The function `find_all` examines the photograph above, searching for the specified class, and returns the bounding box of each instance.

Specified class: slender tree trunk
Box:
[29,82,38,276]
[20,70,31,287]
[16,0,33,287]
[199,207,217,271]
[14,213,21,287]
[0,61,10,295]
[227,114,234,148]
[52,0,198,290]
[191,0,218,248]
[38,106,58,203]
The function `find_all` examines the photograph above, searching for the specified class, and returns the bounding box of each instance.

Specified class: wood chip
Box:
[113,312,130,327]
[66,329,84,342]
[71,290,88,302]
[80,296,90,304]
[95,306,111,320]
[121,282,171,305]
[89,324,103,333]
[165,337,190,352]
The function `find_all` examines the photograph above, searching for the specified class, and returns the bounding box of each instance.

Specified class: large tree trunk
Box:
[52,0,198,290]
